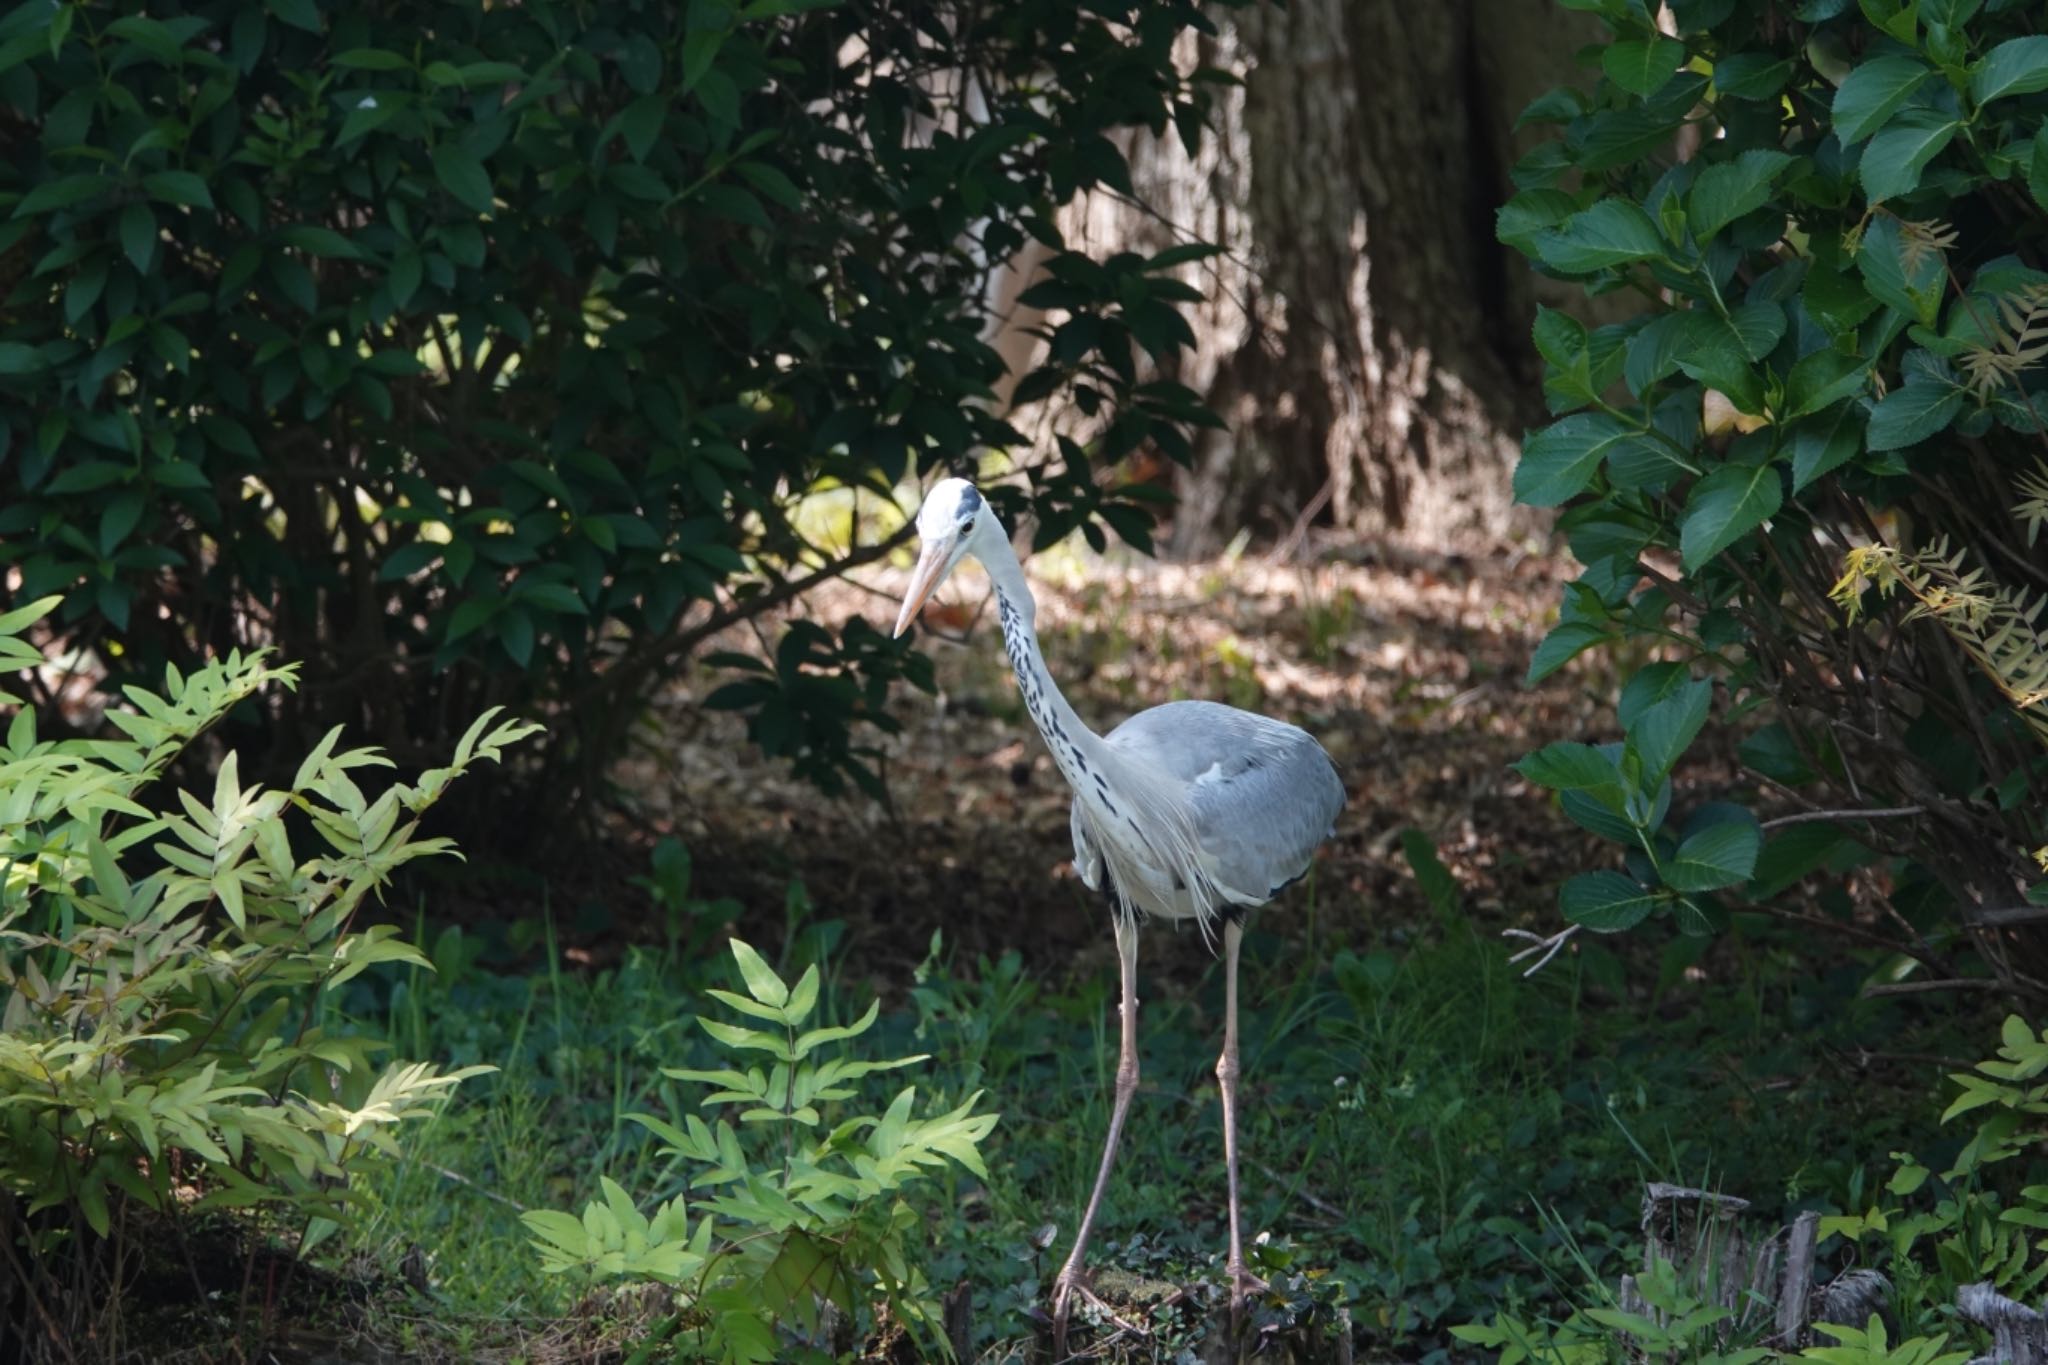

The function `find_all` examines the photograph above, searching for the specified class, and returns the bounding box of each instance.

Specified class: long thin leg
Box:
[1218,918,1266,1333]
[1052,913,1142,1358]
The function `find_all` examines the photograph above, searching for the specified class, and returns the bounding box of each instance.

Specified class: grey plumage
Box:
[1069,700,1346,917]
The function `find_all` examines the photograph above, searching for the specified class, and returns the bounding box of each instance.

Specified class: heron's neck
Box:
[974,536,1114,790]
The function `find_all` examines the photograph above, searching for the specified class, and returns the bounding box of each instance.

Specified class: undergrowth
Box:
[331,838,1980,1362]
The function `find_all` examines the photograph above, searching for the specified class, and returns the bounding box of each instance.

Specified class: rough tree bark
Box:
[1043,1,1602,554]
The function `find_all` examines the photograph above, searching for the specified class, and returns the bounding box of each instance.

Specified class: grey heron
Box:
[891,478,1346,1352]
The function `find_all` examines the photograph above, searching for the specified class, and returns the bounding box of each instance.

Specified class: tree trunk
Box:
[1052,1,1601,554]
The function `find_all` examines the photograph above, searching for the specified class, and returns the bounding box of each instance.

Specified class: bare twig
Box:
[1502,924,1582,977]
[1759,805,1926,831]
[1860,978,2008,999]
[422,1161,530,1212]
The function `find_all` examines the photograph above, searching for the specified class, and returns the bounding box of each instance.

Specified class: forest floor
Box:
[613,535,1597,984]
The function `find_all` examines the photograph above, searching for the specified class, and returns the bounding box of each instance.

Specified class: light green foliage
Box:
[522,938,997,1362]
[0,596,535,1347]
[1454,1255,1770,1364]
[1800,1317,1972,1365]
[1505,0,2048,989]
[1822,1016,2048,1323]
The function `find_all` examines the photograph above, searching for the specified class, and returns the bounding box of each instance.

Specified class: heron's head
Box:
[893,478,997,637]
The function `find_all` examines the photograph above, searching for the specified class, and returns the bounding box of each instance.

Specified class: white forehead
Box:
[916,478,984,534]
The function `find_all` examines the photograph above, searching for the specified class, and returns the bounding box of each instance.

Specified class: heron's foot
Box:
[1050,1268,1146,1360]
[1224,1260,1270,1337]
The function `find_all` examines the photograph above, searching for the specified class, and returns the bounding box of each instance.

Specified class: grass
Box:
[323,843,1987,1362]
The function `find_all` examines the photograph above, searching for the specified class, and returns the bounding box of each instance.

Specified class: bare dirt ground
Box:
[610,537,1607,987]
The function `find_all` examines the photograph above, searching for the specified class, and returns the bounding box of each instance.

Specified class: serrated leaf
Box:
[1535,199,1668,275]
[1688,149,1793,241]
[1664,813,1762,891]
[1561,871,1661,932]
[1627,678,1712,782]
[1515,741,1624,792]
[1971,36,2048,107]
[1831,55,1934,145]
[1680,461,1782,569]
[1526,622,1609,684]
[1790,404,1866,490]
[1514,413,1669,507]
[1604,36,1687,97]
[1782,349,1870,419]
[1861,110,1960,203]
[1866,380,1963,450]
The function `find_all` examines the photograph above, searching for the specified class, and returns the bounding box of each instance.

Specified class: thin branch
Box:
[1861,977,2009,998]
[1759,805,1926,831]
[1967,905,2048,928]
[1501,924,1581,977]
[421,1160,530,1212]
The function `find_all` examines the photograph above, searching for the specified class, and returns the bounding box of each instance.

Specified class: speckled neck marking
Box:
[995,586,1121,822]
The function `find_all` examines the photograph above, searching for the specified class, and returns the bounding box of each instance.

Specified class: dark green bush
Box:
[1504,0,2048,991]
[0,0,1228,817]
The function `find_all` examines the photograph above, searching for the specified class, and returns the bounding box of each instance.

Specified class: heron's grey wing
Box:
[1103,700,1345,905]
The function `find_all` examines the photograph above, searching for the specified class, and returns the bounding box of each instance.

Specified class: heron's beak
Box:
[893,536,953,638]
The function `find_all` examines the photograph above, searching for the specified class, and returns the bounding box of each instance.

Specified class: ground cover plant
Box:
[1502,0,2048,997]
[325,822,1990,1362]
[0,595,535,1361]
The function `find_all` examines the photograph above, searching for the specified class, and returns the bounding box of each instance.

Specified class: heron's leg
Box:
[1218,917,1267,1331]
[1052,911,1142,1357]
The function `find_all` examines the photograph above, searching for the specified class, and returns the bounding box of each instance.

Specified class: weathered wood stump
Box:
[1611,1183,1891,1353]
[1957,1282,2048,1365]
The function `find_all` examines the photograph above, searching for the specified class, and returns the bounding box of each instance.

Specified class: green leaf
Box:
[0,342,44,375]
[729,939,789,1007]
[1804,258,1879,338]
[1627,678,1712,783]
[142,170,214,210]
[1726,300,1786,362]
[1680,461,1782,570]
[1603,35,1687,97]
[266,0,322,33]
[1856,216,1944,325]
[1782,349,1869,419]
[1514,413,1665,507]
[1514,741,1624,792]
[735,161,801,211]
[1866,380,1963,450]
[1860,111,1960,203]
[13,174,112,216]
[1971,36,2048,107]
[332,47,411,71]
[1535,199,1668,274]
[431,146,494,214]
[1791,405,1866,490]
[118,203,156,273]
[1831,55,1933,145]
[1561,871,1661,932]
[1688,149,1792,241]
[1713,53,1794,101]
[1664,813,1762,891]
[1526,622,1609,684]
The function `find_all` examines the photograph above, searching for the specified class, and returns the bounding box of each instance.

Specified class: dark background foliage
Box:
[0,0,1227,830]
